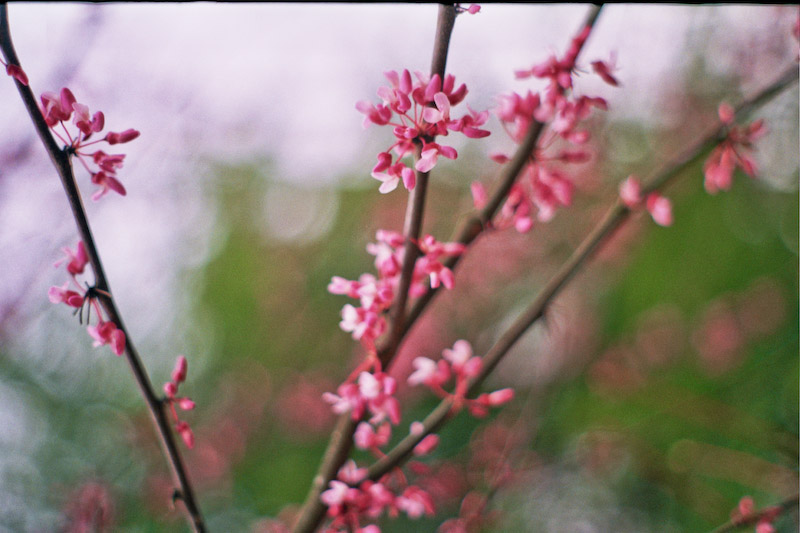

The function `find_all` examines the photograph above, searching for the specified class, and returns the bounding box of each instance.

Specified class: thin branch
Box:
[291,6,458,532]
[0,6,206,532]
[381,3,605,358]
[365,64,799,481]
[709,494,798,533]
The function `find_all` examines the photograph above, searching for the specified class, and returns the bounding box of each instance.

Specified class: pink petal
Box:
[5,64,28,86]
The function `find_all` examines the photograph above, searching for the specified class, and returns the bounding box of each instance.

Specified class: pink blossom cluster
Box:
[703,103,766,194]
[357,69,490,193]
[40,87,139,201]
[163,355,197,449]
[618,176,673,227]
[408,340,514,417]
[319,350,440,529]
[328,231,465,348]
[319,363,440,531]
[320,461,435,533]
[319,340,513,532]
[48,241,126,356]
[472,24,617,232]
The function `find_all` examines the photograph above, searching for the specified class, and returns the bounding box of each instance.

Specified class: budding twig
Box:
[0,6,206,532]
[384,3,605,356]
[709,493,798,533]
[291,6,458,532]
[365,64,799,482]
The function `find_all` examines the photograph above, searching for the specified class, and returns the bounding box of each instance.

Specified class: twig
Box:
[0,5,206,532]
[291,6,458,532]
[381,4,605,358]
[365,64,799,481]
[709,494,798,533]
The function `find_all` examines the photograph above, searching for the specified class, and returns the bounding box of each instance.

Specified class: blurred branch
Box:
[0,5,206,532]
[365,63,799,482]
[709,494,798,533]
[291,7,458,532]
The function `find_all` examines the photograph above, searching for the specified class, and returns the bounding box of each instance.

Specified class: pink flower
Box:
[413,433,439,456]
[703,114,765,194]
[354,421,391,450]
[408,357,445,387]
[646,193,673,227]
[372,162,416,193]
[591,52,620,87]
[87,320,126,356]
[104,129,140,145]
[55,241,89,276]
[321,480,352,508]
[90,171,127,201]
[396,486,434,519]
[3,62,28,86]
[470,181,488,209]
[48,283,84,308]
[40,88,76,126]
[415,142,457,173]
[172,355,188,384]
[619,175,642,207]
[718,102,735,125]
[337,460,368,484]
[323,382,364,417]
[359,69,488,192]
[176,421,195,449]
[39,87,138,201]
[72,103,105,136]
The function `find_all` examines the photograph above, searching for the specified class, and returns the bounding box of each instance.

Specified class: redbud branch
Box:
[385,3,604,354]
[0,6,206,532]
[709,494,798,533]
[291,6,457,533]
[365,64,799,482]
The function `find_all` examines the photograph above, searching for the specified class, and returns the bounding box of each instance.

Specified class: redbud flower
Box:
[39,87,138,201]
[470,181,488,210]
[646,193,673,227]
[48,283,84,308]
[87,320,126,356]
[619,175,643,208]
[172,355,188,384]
[2,60,28,86]
[396,486,435,519]
[176,421,195,449]
[703,105,766,194]
[413,433,440,456]
[162,355,196,448]
[591,52,620,87]
[359,69,489,192]
[104,129,140,145]
[54,241,89,276]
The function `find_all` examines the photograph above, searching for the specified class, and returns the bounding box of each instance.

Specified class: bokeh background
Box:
[0,4,797,532]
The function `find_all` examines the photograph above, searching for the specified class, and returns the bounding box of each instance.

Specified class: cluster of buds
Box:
[163,355,196,449]
[39,87,139,201]
[320,460,435,533]
[357,69,490,193]
[328,230,465,348]
[320,362,439,531]
[408,340,514,417]
[472,24,617,232]
[48,241,126,356]
[618,175,673,227]
[319,339,513,532]
[703,102,766,194]
[731,496,780,533]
